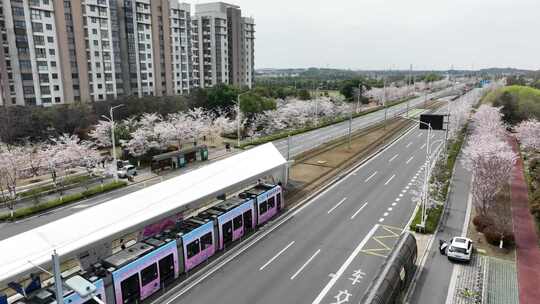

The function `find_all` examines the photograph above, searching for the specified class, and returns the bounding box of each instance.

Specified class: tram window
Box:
[201,232,213,249]
[277,193,281,207]
[141,263,158,286]
[186,240,200,258]
[268,196,275,209]
[259,201,267,215]
[233,215,242,230]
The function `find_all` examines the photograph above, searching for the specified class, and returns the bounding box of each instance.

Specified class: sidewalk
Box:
[407,151,473,303]
[509,137,540,303]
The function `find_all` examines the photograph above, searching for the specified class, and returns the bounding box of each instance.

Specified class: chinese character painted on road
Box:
[330,289,351,304]
[348,269,366,286]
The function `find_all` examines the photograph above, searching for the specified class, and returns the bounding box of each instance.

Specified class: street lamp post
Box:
[236,91,250,147]
[399,116,441,229]
[101,104,124,182]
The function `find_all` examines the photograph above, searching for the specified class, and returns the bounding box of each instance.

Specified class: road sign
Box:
[419,114,445,130]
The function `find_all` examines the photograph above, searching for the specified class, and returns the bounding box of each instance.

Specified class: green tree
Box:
[494,91,521,124]
[206,84,240,109]
[297,89,311,100]
[340,78,372,101]
[240,93,276,117]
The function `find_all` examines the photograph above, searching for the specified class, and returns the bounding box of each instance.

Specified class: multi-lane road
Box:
[152,120,447,304]
[273,89,453,157]
[0,88,453,240]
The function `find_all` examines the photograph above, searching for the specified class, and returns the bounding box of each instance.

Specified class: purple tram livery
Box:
[10,183,283,304]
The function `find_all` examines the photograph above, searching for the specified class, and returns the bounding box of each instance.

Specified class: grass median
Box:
[409,125,468,234]
[0,181,127,221]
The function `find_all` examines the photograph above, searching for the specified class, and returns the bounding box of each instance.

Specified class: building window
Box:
[33,35,45,46]
[32,22,43,32]
[12,7,25,17]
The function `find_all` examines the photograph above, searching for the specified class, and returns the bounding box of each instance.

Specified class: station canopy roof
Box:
[0,143,286,285]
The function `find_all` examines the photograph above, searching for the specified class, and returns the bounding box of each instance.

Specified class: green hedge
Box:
[0,181,127,220]
[19,174,92,198]
[238,97,416,149]
[410,204,444,233]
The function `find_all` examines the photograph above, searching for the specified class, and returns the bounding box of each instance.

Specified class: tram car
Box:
[13,183,282,304]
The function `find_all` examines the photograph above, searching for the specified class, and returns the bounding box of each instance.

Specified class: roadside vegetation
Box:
[409,84,502,234]
[0,181,126,220]
[483,85,540,124]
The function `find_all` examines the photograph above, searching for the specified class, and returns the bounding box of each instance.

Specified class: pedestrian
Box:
[439,239,448,255]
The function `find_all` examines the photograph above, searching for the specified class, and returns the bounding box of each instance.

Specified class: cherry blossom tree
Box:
[463,135,516,216]
[88,120,113,148]
[21,142,47,178]
[463,105,517,216]
[0,145,25,216]
[515,119,540,150]
[124,128,149,166]
[470,105,506,138]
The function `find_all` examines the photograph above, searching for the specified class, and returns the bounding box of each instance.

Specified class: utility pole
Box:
[348,110,352,149]
[236,91,250,147]
[52,250,64,304]
[383,74,388,130]
[287,135,291,160]
[407,64,413,117]
[315,85,320,125]
[102,105,124,182]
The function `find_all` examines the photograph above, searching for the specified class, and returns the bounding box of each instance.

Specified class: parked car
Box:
[446,237,473,262]
[118,165,137,178]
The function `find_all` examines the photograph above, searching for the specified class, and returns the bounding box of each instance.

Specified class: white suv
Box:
[118,165,137,178]
[446,237,473,262]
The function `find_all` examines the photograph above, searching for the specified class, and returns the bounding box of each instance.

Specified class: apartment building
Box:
[1,0,66,106]
[0,0,254,106]
[192,2,254,89]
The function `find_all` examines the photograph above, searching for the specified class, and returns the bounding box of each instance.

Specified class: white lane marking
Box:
[406,156,414,164]
[364,171,377,183]
[420,143,426,149]
[383,212,389,217]
[312,225,379,304]
[399,194,404,197]
[388,207,393,211]
[350,202,368,220]
[327,197,347,214]
[401,189,407,193]
[290,249,321,280]
[392,202,397,206]
[395,198,400,202]
[406,141,413,148]
[379,218,385,222]
[384,174,396,185]
[389,154,399,162]
[158,125,421,304]
[259,241,295,271]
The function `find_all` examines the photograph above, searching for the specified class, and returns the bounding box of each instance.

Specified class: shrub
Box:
[472,215,494,233]
[483,225,515,248]
[531,202,540,219]
[0,181,127,220]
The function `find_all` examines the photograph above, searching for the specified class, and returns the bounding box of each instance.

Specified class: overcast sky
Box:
[199,0,539,70]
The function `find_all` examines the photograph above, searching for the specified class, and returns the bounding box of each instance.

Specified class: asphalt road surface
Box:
[273,89,453,158]
[153,123,447,304]
[0,88,452,240]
